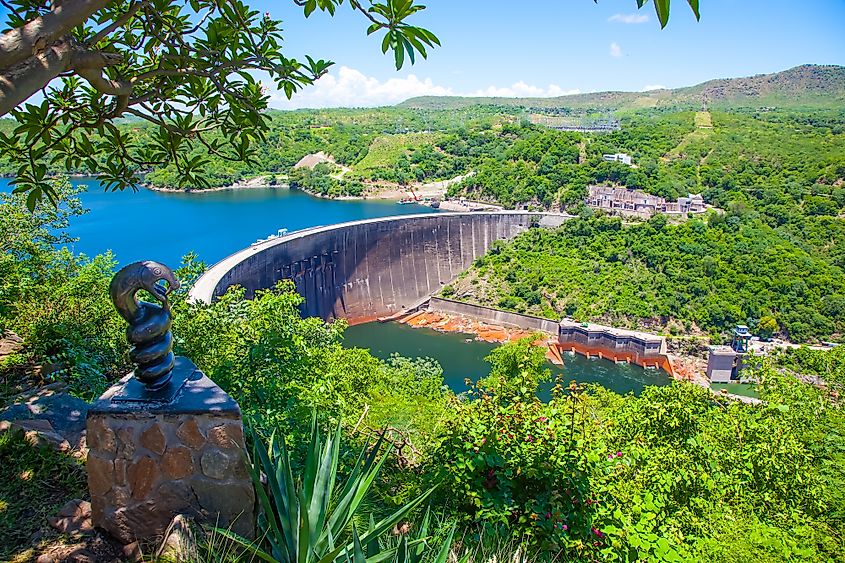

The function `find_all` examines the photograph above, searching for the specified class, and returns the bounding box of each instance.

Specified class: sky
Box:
[257,0,845,109]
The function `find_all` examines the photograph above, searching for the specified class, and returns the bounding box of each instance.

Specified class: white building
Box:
[602,153,633,166]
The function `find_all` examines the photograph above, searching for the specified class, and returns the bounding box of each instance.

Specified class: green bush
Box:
[223,415,442,563]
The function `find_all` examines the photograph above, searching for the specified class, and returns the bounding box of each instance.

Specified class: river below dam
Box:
[3,177,671,395]
[345,321,669,395]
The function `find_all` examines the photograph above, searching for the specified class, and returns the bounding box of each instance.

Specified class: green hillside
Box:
[399,64,845,111]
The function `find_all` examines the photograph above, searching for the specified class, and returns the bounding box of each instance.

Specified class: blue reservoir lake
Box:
[3,177,669,394]
[0,178,436,267]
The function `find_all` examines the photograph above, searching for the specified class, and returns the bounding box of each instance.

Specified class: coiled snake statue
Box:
[109,261,181,390]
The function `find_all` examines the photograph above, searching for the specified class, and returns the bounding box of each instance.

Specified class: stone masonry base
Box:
[86,358,255,544]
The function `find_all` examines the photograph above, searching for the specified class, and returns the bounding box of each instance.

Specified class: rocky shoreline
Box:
[145,176,277,193]
[395,310,563,364]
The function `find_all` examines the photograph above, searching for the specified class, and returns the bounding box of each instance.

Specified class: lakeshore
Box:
[143,167,504,212]
[144,175,277,193]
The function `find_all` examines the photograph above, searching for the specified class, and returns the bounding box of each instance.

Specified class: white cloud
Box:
[264,66,581,109]
[608,13,649,24]
[609,42,623,58]
[266,66,453,109]
[468,82,580,98]
[642,84,666,91]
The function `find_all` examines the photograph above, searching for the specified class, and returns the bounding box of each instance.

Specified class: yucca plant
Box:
[220,415,443,563]
[346,508,457,563]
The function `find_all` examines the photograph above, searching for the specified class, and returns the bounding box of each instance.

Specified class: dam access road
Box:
[190,212,570,323]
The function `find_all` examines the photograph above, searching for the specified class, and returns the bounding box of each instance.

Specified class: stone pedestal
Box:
[86,357,255,544]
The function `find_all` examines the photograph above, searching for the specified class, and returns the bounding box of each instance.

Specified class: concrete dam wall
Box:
[428,297,561,334]
[190,212,569,323]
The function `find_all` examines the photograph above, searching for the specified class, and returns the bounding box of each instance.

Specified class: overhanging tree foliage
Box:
[0,0,698,207]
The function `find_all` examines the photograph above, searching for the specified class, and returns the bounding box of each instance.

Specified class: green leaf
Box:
[654,0,670,28]
[687,0,700,20]
[432,523,456,563]
[26,188,39,212]
[394,39,405,69]
[352,524,366,563]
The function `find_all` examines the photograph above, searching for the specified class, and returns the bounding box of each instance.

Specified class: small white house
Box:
[602,153,633,166]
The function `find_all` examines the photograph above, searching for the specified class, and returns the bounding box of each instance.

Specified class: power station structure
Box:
[706,325,752,383]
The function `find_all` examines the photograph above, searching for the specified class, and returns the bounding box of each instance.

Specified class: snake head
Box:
[139,261,181,304]
[110,261,181,323]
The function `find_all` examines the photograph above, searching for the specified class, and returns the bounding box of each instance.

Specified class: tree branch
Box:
[0,37,74,115]
[88,1,145,46]
[0,0,113,69]
[76,67,131,96]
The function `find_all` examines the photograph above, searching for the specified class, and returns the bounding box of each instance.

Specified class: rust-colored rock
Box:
[87,416,116,454]
[23,427,71,451]
[117,427,136,459]
[111,485,131,507]
[140,423,166,455]
[47,499,94,536]
[176,419,204,449]
[87,454,114,497]
[161,446,194,480]
[107,502,162,545]
[127,456,159,499]
[207,423,244,449]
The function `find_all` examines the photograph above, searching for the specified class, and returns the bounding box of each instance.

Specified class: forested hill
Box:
[399,64,845,110]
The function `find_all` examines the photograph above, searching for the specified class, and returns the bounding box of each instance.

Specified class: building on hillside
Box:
[665,194,706,214]
[706,325,752,383]
[602,153,633,166]
[530,114,621,132]
[586,186,706,218]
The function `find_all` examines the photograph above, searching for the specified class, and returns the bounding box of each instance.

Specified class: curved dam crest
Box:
[190,212,570,323]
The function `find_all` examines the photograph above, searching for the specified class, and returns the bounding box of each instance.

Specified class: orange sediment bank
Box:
[667,354,709,386]
[346,314,383,326]
[398,310,552,345]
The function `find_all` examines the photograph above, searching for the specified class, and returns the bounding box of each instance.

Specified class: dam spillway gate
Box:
[190,212,569,323]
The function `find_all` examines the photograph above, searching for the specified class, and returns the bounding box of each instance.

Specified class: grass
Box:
[694,111,713,128]
[354,133,438,173]
[0,430,87,561]
[665,112,713,164]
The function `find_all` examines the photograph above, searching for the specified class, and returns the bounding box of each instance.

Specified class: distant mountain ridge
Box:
[398,65,845,110]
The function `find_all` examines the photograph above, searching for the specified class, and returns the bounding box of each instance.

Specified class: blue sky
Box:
[260,0,845,108]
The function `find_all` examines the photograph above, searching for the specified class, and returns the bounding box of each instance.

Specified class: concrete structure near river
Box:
[191,212,678,377]
[557,319,673,373]
[190,212,570,323]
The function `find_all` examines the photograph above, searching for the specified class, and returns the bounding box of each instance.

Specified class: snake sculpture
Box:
[109,261,181,390]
